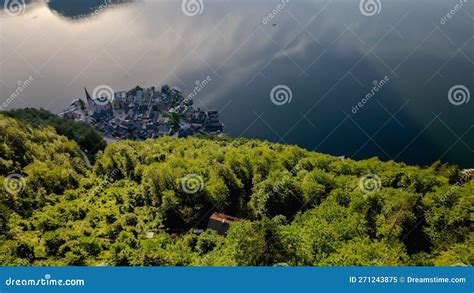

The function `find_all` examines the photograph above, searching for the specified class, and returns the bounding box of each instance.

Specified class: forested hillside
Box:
[0,114,472,266]
[3,108,106,162]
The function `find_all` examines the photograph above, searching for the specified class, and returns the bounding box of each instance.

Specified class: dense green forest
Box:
[0,114,472,266]
[3,108,106,162]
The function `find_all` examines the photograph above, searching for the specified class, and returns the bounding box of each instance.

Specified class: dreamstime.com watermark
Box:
[441,171,471,202]
[181,173,204,194]
[5,274,85,287]
[91,168,120,194]
[92,84,115,106]
[270,85,293,106]
[359,0,382,17]
[181,0,204,16]
[351,76,389,114]
[83,0,111,22]
[2,173,26,195]
[448,85,470,106]
[188,76,212,100]
[349,275,466,284]
[359,174,382,194]
[440,0,468,25]
[262,0,290,25]
[0,76,34,111]
[3,0,26,16]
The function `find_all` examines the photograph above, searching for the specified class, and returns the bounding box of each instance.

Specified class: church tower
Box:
[84,87,95,115]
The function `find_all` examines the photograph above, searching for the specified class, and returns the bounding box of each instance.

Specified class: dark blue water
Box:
[1,0,473,167]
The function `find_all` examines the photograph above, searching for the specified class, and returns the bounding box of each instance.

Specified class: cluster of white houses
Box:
[59,85,224,140]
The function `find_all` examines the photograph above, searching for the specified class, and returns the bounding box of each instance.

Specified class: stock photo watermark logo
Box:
[0,76,34,111]
[83,0,111,22]
[92,85,115,105]
[359,174,381,194]
[181,174,204,194]
[270,85,293,106]
[3,0,26,16]
[3,173,26,195]
[359,0,382,17]
[262,0,290,25]
[448,85,470,106]
[181,0,204,16]
[91,168,120,195]
[440,0,468,25]
[188,76,212,100]
[5,274,85,287]
[351,76,389,114]
[440,171,471,203]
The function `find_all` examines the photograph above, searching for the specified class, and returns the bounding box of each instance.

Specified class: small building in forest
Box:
[462,169,474,177]
[207,212,239,235]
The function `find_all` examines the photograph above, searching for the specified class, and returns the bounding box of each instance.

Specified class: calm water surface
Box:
[1,0,473,167]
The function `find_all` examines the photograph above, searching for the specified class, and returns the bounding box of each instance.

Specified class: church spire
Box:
[84,87,94,115]
[85,87,93,102]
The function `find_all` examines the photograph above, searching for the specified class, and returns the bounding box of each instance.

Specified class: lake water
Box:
[1,0,473,167]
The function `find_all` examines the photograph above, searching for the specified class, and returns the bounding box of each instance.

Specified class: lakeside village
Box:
[59,82,224,142]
